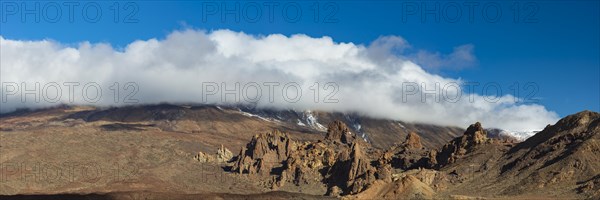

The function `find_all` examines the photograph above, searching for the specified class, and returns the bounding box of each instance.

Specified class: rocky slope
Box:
[498,110,600,197]
[421,111,600,199]
[2,104,464,150]
[223,111,600,199]
[1,105,598,199]
[223,120,494,198]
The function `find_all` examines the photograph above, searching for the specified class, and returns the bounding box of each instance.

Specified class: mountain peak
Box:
[554,110,600,130]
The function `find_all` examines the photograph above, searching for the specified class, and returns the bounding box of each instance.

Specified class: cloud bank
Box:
[0,29,558,132]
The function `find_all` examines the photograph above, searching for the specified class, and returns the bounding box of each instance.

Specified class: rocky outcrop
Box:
[278,124,379,194]
[194,151,213,163]
[231,130,296,174]
[497,111,600,196]
[346,141,377,194]
[352,175,435,199]
[229,121,383,195]
[463,122,488,145]
[578,175,600,198]
[381,132,433,170]
[404,132,424,150]
[216,144,233,162]
[325,140,376,195]
[426,150,438,168]
[194,144,233,163]
[277,141,336,188]
[435,122,488,168]
[325,120,353,144]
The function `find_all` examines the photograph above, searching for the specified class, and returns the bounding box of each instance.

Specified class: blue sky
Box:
[1,0,599,117]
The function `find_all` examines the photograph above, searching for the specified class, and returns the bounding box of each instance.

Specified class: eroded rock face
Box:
[227,121,489,197]
[194,144,233,163]
[379,124,492,171]
[216,144,233,162]
[352,174,436,200]
[375,164,393,183]
[278,136,379,193]
[231,130,296,174]
[194,151,213,163]
[427,150,438,168]
[347,141,377,194]
[325,140,376,195]
[436,122,488,168]
[278,141,335,187]
[230,127,348,189]
[325,120,353,144]
[229,121,383,195]
[382,132,434,170]
[578,175,600,198]
[465,122,488,145]
[404,132,424,150]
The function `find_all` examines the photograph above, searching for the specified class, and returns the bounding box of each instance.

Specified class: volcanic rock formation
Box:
[325,120,354,144]
[194,144,233,163]
[232,130,295,175]
[435,122,488,168]
[226,111,600,199]
[230,121,382,195]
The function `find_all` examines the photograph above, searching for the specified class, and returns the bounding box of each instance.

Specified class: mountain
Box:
[429,110,600,198]
[0,104,461,195]
[499,110,600,197]
[220,110,600,199]
[1,106,598,199]
[1,104,462,151]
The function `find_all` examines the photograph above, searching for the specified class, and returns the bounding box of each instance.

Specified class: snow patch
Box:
[345,115,369,142]
[304,110,326,130]
[486,128,539,141]
[238,109,280,122]
[505,130,538,141]
[297,119,306,126]
[397,122,406,129]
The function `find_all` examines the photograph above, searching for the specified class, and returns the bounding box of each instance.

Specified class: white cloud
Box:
[0,29,559,132]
